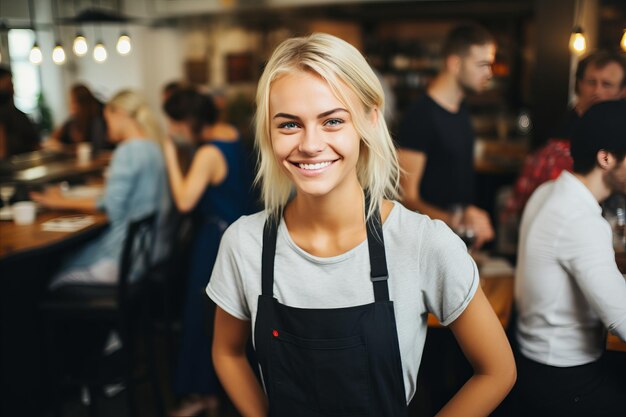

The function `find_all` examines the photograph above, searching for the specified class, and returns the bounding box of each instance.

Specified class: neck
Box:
[573,169,611,203]
[428,72,464,112]
[286,179,365,233]
[122,122,146,141]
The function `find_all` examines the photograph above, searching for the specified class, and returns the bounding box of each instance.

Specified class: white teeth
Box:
[298,161,332,170]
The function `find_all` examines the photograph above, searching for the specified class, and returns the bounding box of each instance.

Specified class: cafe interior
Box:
[1,0,625,416]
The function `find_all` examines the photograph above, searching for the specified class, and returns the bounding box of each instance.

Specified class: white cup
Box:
[13,201,37,225]
[77,143,92,164]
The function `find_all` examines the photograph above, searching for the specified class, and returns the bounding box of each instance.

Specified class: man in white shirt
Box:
[514,100,626,417]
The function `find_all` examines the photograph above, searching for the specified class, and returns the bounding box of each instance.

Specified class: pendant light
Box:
[569,26,586,55]
[27,0,42,64]
[51,0,66,65]
[116,32,131,55]
[115,0,131,56]
[569,0,587,55]
[93,41,107,62]
[621,29,626,52]
[93,24,107,63]
[73,33,88,55]
[29,43,43,64]
[72,0,88,56]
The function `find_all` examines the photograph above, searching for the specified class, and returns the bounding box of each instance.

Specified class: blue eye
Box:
[324,118,343,127]
[278,121,299,129]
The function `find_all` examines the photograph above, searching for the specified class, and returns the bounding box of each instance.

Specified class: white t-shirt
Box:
[515,171,626,367]
[207,201,479,403]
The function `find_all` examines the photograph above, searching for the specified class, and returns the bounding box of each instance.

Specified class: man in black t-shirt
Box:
[398,23,495,249]
[0,66,40,159]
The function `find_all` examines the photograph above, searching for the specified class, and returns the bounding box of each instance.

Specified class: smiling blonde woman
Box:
[208,33,516,417]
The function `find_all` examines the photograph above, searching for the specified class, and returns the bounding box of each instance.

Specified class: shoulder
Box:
[385,202,462,251]
[220,210,268,250]
[112,139,163,167]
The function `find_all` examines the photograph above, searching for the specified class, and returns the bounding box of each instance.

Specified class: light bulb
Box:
[621,30,626,52]
[29,43,43,64]
[73,34,88,56]
[93,42,107,63]
[569,27,586,54]
[116,34,131,55]
[52,44,66,64]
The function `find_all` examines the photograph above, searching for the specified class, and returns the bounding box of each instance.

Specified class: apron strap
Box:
[260,194,390,302]
[262,214,279,297]
[365,195,390,302]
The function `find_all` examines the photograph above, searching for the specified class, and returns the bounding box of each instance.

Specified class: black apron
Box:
[254,205,408,417]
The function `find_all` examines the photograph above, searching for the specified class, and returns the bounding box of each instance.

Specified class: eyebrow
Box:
[272,108,348,120]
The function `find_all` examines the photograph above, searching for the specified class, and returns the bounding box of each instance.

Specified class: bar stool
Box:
[40,213,164,417]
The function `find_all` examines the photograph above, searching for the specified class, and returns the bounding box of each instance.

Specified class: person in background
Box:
[514,100,626,417]
[162,88,252,417]
[31,90,170,288]
[162,80,185,105]
[397,23,495,249]
[0,66,40,159]
[505,50,626,219]
[208,32,515,417]
[45,84,110,154]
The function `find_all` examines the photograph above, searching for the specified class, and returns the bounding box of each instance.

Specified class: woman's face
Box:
[69,93,78,116]
[269,71,362,199]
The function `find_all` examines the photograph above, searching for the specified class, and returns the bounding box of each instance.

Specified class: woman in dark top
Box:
[163,88,252,416]
[47,84,109,153]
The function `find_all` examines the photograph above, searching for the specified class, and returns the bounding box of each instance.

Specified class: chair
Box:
[40,213,164,417]
[146,212,194,378]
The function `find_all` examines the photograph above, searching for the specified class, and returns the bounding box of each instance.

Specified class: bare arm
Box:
[399,148,494,249]
[213,307,268,417]
[398,148,453,224]
[163,139,225,213]
[436,287,516,417]
[31,187,98,212]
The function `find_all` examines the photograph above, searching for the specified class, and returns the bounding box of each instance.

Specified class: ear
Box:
[369,106,379,127]
[596,149,614,170]
[445,55,461,75]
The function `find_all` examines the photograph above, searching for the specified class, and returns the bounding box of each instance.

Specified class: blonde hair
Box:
[254,33,400,220]
[107,90,164,143]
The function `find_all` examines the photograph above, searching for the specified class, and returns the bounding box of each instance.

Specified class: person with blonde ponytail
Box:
[32,89,170,289]
[207,33,515,417]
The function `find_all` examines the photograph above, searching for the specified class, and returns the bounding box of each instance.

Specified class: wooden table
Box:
[0,210,109,264]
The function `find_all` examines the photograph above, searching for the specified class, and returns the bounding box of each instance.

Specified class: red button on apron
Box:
[272,330,279,337]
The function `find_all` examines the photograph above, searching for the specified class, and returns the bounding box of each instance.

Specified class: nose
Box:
[298,128,325,155]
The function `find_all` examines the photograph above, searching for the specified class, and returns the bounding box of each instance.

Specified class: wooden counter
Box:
[0,210,108,264]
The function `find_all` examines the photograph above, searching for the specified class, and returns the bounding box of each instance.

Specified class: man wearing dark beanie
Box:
[513,99,626,417]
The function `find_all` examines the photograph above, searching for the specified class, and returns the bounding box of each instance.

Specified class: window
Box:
[8,29,41,119]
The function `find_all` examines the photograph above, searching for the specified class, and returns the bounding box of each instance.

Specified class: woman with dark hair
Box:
[163,88,253,417]
[47,84,110,153]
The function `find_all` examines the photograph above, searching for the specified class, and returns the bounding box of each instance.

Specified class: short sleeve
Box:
[419,220,480,326]
[397,99,435,155]
[206,222,251,321]
[97,144,140,221]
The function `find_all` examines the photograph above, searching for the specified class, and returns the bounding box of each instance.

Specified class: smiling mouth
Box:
[292,160,335,171]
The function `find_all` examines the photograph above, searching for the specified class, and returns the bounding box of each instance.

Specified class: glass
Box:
[0,184,15,208]
[450,204,475,251]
